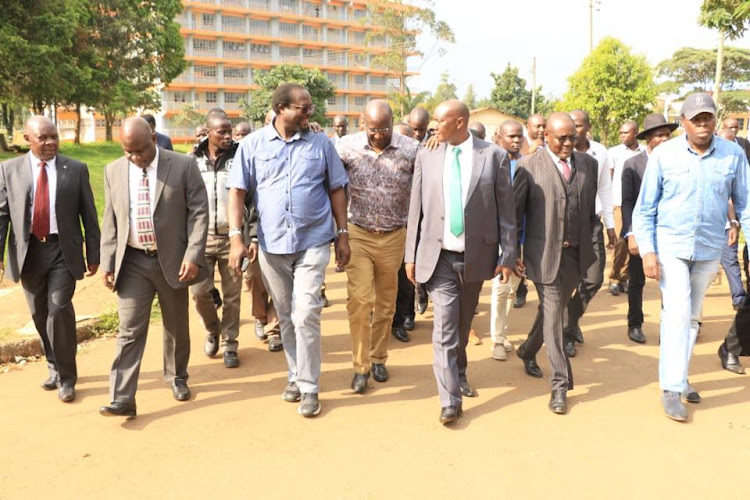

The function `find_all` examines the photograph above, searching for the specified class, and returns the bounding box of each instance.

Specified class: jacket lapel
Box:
[114,157,130,223]
[466,141,486,203]
[433,143,447,212]
[55,154,68,200]
[154,152,171,208]
[541,150,566,195]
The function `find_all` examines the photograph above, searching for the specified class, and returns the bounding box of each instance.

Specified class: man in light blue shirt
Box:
[633,93,750,422]
[226,83,350,418]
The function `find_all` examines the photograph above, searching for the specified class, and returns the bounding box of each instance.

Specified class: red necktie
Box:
[560,159,571,182]
[32,161,50,240]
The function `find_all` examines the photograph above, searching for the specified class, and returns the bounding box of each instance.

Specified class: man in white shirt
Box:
[563,109,616,357]
[606,121,645,296]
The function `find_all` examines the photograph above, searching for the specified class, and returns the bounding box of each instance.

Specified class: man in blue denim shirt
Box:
[226,83,350,418]
[633,93,750,422]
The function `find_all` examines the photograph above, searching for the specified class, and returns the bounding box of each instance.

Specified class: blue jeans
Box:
[658,256,720,393]
[720,229,747,307]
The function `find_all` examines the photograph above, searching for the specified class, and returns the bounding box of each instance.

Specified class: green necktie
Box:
[450,146,464,236]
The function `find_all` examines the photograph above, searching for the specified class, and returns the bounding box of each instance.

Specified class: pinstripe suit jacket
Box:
[100,148,209,290]
[514,149,599,285]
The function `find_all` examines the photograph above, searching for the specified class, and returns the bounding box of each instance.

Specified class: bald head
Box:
[333,114,348,137]
[619,120,639,148]
[24,116,59,161]
[364,99,394,151]
[365,99,393,122]
[234,121,252,140]
[393,123,413,136]
[545,112,577,160]
[468,121,486,140]
[498,120,523,157]
[527,114,546,141]
[722,117,740,134]
[121,117,157,169]
[433,100,470,146]
[407,107,430,141]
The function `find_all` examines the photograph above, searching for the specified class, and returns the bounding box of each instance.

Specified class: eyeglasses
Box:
[367,127,391,134]
[289,103,316,115]
[551,135,577,144]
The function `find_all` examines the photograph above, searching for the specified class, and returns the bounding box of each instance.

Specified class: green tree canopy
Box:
[241,64,335,125]
[488,64,549,120]
[424,72,458,112]
[463,84,477,109]
[560,37,655,146]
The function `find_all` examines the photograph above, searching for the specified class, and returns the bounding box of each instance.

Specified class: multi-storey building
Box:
[161,0,408,141]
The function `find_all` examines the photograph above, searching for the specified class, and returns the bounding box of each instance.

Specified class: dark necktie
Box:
[31,161,50,240]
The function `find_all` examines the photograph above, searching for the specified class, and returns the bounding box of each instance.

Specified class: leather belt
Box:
[31,234,58,244]
[127,245,158,257]
[354,223,402,235]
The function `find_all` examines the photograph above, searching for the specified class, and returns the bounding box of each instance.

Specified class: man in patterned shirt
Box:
[336,99,419,394]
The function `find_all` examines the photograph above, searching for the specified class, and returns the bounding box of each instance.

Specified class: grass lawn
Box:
[1,142,193,221]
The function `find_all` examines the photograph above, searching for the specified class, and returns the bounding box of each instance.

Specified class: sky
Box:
[408,0,750,101]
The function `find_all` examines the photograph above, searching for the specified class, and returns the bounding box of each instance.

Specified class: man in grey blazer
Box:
[99,117,208,418]
[0,116,100,403]
[405,100,516,425]
[513,112,599,414]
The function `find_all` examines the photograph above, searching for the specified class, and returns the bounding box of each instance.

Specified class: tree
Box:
[424,72,458,112]
[560,37,655,146]
[172,104,206,129]
[699,0,750,105]
[463,84,477,109]
[240,64,335,125]
[488,64,549,119]
[388,86,431,121]
[365,0,455,117]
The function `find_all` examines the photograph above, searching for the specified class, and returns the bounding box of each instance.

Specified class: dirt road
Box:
[1,264,749,499]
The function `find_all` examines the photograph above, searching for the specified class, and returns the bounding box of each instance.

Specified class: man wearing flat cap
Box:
[632,93,750,422]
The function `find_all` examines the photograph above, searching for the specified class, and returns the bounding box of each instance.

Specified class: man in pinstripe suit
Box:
[513,112,599,414]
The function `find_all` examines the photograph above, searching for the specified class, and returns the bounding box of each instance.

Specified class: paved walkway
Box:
[0,262,749,498]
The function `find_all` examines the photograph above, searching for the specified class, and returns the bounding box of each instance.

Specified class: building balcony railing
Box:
[222,23,247,34]
[249,51,271,61]
[194,75,219,84]
[224,50,247,58]
[223,102,243,111]
[327,103,348,112]
[164,102,197,111]
[224,76,251,85]
[193,48,218,58]
[248,0,271,10]
[163,127,200,138]
[222,0,250,8]
[301,31,319,41]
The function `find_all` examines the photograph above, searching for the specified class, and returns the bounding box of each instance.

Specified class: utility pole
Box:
[589,0,593,53]
[531,56,537,115]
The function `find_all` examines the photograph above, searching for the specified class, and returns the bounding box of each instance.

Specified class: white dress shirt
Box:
[127,149,159,250]
[29,152,58,235]
[442,133,474,252]
[606,143,645,206]
[546,147,569,175]
[581,140,614,229]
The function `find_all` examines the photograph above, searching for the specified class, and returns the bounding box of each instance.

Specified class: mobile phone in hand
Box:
[241,257,250,272]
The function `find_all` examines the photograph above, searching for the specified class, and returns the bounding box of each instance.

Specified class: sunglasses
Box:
[289,103,316,115]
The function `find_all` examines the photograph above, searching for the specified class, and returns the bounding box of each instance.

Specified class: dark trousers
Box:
[564,220,605,339]
[392,262,415,327]
[627,252,645,328]
[20,236,77,386]
[516,278,528,300]
[520,247,580,391]
[721,229,747,307]
[109,247,190,404]
[425,251,483,407]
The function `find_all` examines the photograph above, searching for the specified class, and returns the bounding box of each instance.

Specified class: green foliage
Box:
[560,37,656,146]
[488,64,549,120]
[240,64,335,125]
[424,72,458,113]
[699,0,750,40]
[90,307,120,336]
[388,86,431,121]
[463,84,477,110]
[656,46,750,92]
[172,104,207,129]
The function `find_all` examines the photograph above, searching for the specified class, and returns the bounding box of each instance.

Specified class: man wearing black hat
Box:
[632,93,750,422]
[620,114,676,344]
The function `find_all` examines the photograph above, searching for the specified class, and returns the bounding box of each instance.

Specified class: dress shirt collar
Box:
[449,132,473,156]
[683,133,716,158]
[266,118,309,143]
[546,146,569,166]
[29,151,56,170]
[129,148,159,172]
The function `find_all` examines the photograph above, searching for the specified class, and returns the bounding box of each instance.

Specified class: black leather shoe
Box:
[211,287,222,309]
[459,380,478,398]
[351,373,369,394]
[549,389,567,414]
[204,334,219,357]
[41,376,58,391]
[58,384,75,403]
[517,347,544,378]
[417,300,428,315]
[718,343,745,374]
[99,401,137,418]
[268,334,283,352]
[404,316,416,331]
[572,326,584,344]
[223,351,239,368]
[439,405,462,425]
[172,380,191,401]
[513,296,526,308]
[564,339,577,358]
[372,363,389,382]
[628,326,646,344]
[392,326,410,343]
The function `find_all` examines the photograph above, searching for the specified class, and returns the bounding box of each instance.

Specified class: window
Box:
[249,18,269,34]
[199,13,215,29]
[279,0,298,13]
[225,92,244,103]
[354,74,366,85]
[224,67,247,80]
[223,41,246,55]
[303,47,322,64]
[194,65,218,79]
[738,118,746,131]
[250,43,270,60]
[350,31,365,45]
[327,28,343,43]
[354,96,367,106]
[328,96,337,105]
[222,16,245,33]
[205,92,218,103]
[193,39,216,54]
[302,25,319,41]
[173,91,188,103]
[279,22,299,38]
[279,46,299,61]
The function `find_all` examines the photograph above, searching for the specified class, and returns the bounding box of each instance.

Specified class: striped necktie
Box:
[136,169,156,248]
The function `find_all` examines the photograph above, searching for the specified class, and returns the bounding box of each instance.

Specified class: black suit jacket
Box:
[155,131,173,151]
[0,153,100,282]
[736,136,750,163]
[514,149,599,284]
[620,150,648,239]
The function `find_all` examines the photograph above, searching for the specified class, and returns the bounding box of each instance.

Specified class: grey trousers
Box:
[21,236,77,386]
[259,243,330,395]
[425,250,484,408]
[520,247,581,391]
[190,234,242,352]
[109,247,190,404]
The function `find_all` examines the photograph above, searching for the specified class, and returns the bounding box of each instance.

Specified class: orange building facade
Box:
[161,0,405,141]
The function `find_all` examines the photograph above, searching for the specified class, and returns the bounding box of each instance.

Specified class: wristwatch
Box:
[228,228,243,238]
[337,228,349,236]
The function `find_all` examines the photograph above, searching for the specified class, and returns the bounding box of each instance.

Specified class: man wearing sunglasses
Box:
[227,83,349,418]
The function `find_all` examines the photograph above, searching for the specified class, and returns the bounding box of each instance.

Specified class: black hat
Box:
[636,114,678,141]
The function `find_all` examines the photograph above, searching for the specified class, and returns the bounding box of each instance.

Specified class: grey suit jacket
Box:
[514,149,599,285]
[404,138,516,284]
[620,150,648,239]
[100,148,209,290]
[0,153,100,282]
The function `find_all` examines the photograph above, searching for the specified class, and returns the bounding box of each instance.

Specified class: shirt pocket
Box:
[297,148,325,183]
[662,164,692,196]
[255,152,278,184]
[711,161,734,195]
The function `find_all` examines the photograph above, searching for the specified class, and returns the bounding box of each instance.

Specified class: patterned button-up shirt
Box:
[336,131,419,232]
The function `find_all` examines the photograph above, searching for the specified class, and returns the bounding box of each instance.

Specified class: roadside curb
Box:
[0,318,100,364]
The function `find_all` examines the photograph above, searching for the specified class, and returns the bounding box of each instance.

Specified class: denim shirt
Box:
[226,122,348,254]
[633,134,750,261]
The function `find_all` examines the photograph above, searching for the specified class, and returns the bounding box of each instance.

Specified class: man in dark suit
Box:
[405,100,516,425]
[142,114,173,151]
[621,114,676,344]
[0,116,100,403]
[513,112,599,414]
[99,117,208,418]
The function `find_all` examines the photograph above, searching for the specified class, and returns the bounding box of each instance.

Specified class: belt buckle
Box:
[144,247,156,257]
[39,236,47,243]
[562,241,570,248]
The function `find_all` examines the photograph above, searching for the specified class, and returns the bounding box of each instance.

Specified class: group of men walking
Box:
[1,83,749,425]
